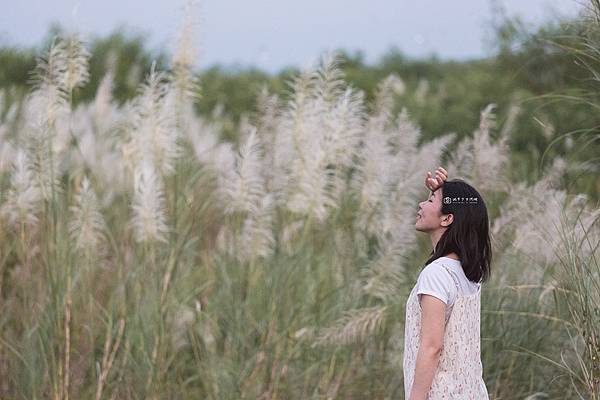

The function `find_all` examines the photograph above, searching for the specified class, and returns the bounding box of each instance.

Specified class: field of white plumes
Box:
[0,18,599,400]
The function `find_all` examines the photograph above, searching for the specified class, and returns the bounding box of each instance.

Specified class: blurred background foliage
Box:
[1,11,599,201]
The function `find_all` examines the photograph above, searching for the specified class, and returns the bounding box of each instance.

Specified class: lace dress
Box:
[403,263,489,399]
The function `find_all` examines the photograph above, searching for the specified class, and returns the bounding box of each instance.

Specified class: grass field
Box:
[0,13,599,400]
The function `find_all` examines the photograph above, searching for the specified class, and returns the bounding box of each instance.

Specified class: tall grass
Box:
[0,10,598,400]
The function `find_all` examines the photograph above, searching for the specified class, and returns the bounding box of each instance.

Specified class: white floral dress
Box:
[403,263,489,399]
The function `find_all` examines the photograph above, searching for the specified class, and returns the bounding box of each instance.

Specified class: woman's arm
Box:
[409,294,446,400]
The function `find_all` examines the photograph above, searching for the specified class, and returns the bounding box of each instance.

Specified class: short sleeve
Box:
[416,263,457,306]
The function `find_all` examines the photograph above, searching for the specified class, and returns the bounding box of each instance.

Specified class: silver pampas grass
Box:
[131,159,169,243]
[220,128,267,216]
[448,103,511,193]
[69,176,106,254]
[1,149,41,227]
[123,64,180,176]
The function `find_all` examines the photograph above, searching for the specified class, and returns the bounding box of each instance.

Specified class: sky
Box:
[0,0,586,73]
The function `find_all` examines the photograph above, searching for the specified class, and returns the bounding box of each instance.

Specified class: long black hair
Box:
[424,179,492,284]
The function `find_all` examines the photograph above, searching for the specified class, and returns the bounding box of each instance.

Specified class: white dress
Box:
[403,258,489,399]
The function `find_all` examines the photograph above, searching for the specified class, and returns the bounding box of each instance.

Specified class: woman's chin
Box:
[415,220,428,232]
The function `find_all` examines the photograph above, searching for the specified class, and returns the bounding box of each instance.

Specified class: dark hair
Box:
[424,179,492,284]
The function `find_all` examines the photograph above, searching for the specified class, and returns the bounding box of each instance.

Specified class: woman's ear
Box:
[441,213,454,227]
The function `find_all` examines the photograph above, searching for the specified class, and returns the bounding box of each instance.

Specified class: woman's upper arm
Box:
[419,294,446,351]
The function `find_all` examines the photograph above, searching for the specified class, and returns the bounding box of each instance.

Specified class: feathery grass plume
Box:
[62,34,91,96]
[311,52,346,106]
[254,87,281,141]
[372,75,404,123]
[168,0,202,154]
[513,189,598,265]
[131,159,169,243]
[361,244,408,303]
[123,62,180,176]
[238,193,276,262]
[491,157,599,266]
[93,71,115,132]
[351,117,392,235]
[351,81,402,234]
[544,198,600,398]
[69,90,126,205]
[27,37,69,127]
[171,0,201,103]
[313,306,387,346]
[282,53,363,221]
[253,87,283,193]
[69,176,106,254]
[448,103,511,193]
[26,122,62,202]
[221,127,266,215]
[269,70,312,207]
[287,143,333,222]
[320,87,365,201]
[355,105,452,244]
[190,119,221,165]
[21,37,77,200]
[1,149,41,227]
[378,110,425,236]
[312,53,365,176]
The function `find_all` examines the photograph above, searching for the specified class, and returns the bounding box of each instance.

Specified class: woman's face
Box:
[415,188,443,232]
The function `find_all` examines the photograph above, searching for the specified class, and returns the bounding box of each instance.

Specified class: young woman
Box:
[403,167,491,399]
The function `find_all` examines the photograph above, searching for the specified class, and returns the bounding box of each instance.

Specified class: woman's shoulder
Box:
[419,261,455,283]
[420,258,480,295]
[418,260,454,288]
[417,261,458,298]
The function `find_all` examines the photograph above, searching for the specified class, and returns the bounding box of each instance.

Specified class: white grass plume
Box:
[253,88,282,194]
[221,128,266,215]
[191,121,223,166]
[26,123,62,202]
[124,63,180,176]
[362,247,407,303]
[313,306,387,346]
[491,157,599,267]
[69,176,106,254]
[62,34,91,95]
[311,52,346,106]
[171,0,201,103]
[28,37,69,127]
[93,71,116,132]
[131,159,169,243]
[279,54,364,221]
[372,75,405,123]
[448,103,511,193]
[1,149,41,227]
[238,194,276,262]
[351,82,405,235]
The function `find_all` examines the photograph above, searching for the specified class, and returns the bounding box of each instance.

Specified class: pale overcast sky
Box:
[0,0,585,73]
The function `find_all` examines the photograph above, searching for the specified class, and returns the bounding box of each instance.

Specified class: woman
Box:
[404,167,491,399]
